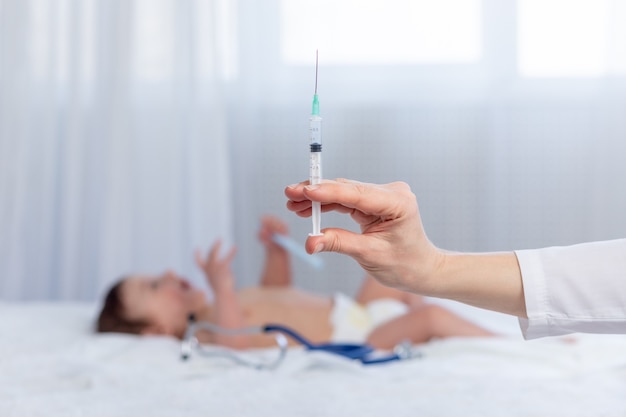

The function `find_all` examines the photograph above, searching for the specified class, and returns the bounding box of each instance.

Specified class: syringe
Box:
[309,51,323,236]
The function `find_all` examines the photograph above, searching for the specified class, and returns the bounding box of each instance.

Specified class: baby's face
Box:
[120,271,206,337]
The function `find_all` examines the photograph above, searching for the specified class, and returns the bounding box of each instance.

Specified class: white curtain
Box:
[0,0,234,301]
[2,0,626,302]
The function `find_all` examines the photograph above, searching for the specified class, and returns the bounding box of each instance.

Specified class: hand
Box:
[257,215,289,248]
[195,240,238,293]
[284,178,444,293]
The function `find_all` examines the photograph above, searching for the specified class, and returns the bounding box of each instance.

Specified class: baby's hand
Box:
[258,215,289,247]
[195,240,237,293]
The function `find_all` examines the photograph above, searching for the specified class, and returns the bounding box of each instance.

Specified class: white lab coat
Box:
[516,239,626,339]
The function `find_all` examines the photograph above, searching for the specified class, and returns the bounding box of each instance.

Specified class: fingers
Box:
[207,240,223,264]
[286,180,358,217]
[286,200,355,218]
[284,180,311,203]
[286,179,415,219]
[209,241,237,262]
[306,179,413,218]
[194,241,220,271]
[196,240,237,269]
[285,198,312,217]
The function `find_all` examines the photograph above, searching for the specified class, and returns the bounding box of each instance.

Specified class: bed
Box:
[2,300,626,416]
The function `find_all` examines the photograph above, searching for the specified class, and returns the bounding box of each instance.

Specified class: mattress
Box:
[1,301,625,416]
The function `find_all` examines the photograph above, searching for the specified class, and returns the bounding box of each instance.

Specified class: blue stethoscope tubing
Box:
[262,324,406,365]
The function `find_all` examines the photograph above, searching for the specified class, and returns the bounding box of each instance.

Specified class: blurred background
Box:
[1,0,626,302]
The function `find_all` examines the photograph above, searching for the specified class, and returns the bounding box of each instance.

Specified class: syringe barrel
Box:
[310,151,322,235]
[310,151,322,185]
[309,115,322,149]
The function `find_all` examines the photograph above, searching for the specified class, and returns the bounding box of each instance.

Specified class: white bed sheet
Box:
[1,301,626,417]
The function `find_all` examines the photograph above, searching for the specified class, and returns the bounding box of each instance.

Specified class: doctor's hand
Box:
[285,178,526,318]
[284,179,444,294]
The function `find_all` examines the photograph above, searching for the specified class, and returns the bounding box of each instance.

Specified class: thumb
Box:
[305,228,372,259]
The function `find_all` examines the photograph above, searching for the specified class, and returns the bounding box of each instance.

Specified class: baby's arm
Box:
[196,241,249,349]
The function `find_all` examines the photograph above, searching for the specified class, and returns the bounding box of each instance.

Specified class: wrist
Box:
[429,252,465,298]
[387,245,446,296]
[415,249,449,297]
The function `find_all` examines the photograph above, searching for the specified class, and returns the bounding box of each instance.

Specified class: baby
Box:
[97,216,492,350]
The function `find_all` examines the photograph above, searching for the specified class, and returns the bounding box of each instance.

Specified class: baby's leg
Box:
[355,275,424,307]
[366,305,494,350]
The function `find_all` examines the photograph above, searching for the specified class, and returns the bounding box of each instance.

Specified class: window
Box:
[518,0,626,77]
[280,0,482,66]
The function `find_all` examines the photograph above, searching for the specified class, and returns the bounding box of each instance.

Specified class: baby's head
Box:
[97,271,206,339]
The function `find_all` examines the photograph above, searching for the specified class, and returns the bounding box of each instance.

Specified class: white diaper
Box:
[329,292,409,343]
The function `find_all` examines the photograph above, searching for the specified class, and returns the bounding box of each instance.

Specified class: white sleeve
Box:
[515,239,626,339]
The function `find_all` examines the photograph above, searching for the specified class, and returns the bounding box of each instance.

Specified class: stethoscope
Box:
[181,315,422,370]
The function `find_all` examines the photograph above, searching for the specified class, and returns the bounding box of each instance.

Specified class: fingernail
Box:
[313,243,324,254]
[287,183,298,189]
[305,184,319,191]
